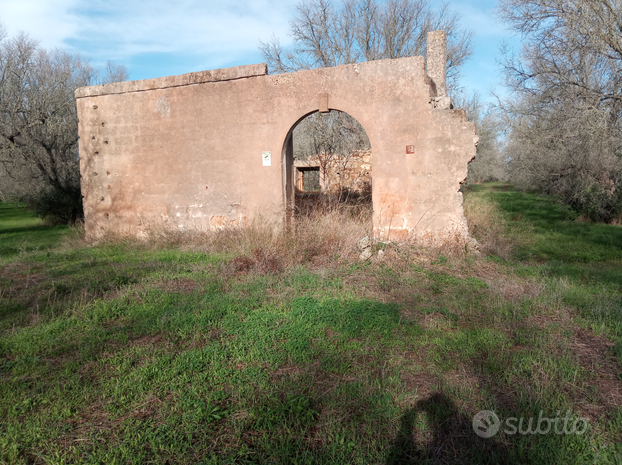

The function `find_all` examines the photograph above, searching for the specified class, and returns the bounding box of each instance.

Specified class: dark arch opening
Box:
[282,110,372,221]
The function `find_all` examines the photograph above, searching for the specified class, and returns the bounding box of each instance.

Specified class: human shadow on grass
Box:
[385,392,509,465]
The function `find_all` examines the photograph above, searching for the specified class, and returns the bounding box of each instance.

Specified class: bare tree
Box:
[293,111,369,161]
[293,110,370,203]
[264,0,473,213]
[260,0,472,91]
[102,60,129,84]
[499,0,622,121]
[0,29,128,221]
[498,0,622,221]
[453,91,506,184]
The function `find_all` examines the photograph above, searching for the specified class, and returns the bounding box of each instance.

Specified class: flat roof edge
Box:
[75,63,268,98]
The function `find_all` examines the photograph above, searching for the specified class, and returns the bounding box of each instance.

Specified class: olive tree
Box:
[498,0,622,221]
[0,29,127,222]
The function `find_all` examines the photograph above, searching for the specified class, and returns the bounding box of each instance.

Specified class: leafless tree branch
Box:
[0,30,128,202]
[498,0,622,221]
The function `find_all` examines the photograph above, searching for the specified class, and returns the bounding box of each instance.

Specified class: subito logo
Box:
[472,410,501,438]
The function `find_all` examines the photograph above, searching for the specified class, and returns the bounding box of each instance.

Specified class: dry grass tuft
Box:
[488,277,542,303]
[74,209,373,270]
[65,189,530,270]
[462,189,533,258]
[571,328,622,410]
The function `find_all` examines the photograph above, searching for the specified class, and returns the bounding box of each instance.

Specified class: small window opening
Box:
[296,166,321,192]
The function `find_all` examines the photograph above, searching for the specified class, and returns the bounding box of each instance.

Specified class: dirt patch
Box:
[488,276,542,303]
[524,310,574,330]
[231,256,254,274]
[130,334,166,348]
[442,369,483,393]
[63,393,166,451]
[65,400,114,445]
[325,328,339,339]
[571,328,622,412]
[227,249,283,276]
[158,277,199,293]
[97,332,175,363]
[400,371,441,399]
[0,263,48,298]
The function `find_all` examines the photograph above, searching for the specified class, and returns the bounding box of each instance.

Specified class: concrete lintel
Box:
[75,63,268,98]
[294,160,321,168]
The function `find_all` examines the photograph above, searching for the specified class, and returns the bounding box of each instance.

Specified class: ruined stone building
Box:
[292,150,372,215]
[75,30,477,242]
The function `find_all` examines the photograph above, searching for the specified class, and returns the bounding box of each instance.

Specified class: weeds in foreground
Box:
[75,209,374,271]
[1,187,621,464]
[462,183,534,258]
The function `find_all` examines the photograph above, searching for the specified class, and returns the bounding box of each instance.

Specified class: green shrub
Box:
[26,185,83,224]
[569,177,622,223]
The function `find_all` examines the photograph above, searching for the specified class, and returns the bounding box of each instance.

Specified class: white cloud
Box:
[0,0,517,92]
[0,0,81,48]
[84,1,295,57]
[451,2,508,38]
[0,0,297,70]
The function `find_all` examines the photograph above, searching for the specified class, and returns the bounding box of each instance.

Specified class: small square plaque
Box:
[406,145,415,154]
[262,151,271,166]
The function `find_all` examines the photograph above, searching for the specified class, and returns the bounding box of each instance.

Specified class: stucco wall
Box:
[76,54,477,242]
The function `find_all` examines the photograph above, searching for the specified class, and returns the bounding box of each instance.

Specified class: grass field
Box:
[1,184,621,464]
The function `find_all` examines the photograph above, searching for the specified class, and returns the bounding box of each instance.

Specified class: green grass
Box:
[471,183,622,283]
[1,194,621,464]
[0,203,69,262]
[467,184,622,370]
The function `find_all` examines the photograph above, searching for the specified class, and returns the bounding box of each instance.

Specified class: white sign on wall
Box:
[262,151,271,166]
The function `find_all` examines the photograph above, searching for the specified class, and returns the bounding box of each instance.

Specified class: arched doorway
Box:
[282,110,372,221]
[76,51,478,244]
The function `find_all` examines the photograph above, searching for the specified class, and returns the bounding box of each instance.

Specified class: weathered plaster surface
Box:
[76,32,477,242]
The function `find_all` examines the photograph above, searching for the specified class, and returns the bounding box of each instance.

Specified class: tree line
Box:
[1,0,620,224]
[0,24,127,223]
[498,0,622,222]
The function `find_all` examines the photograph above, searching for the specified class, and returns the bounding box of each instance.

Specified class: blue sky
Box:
[0,0,519,101]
